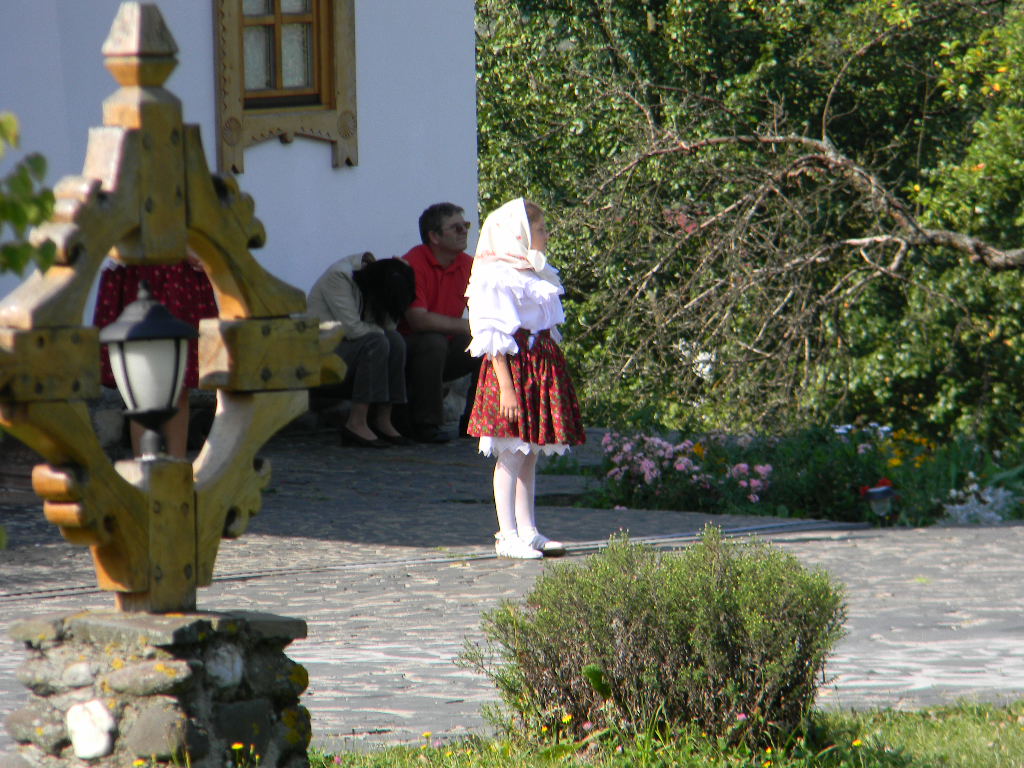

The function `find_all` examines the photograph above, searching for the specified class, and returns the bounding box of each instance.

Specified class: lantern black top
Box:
[98,280,199,344]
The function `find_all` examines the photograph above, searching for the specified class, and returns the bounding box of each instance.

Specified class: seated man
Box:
[399,202,480,443]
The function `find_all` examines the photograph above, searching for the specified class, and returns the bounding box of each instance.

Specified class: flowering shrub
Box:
[601,432,773,507]
[596,425,1024,526]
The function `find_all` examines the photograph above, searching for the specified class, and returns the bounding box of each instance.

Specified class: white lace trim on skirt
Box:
[477,436,570,457]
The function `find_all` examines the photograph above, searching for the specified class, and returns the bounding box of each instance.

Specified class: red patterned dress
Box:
[465,261,585,455]
[93,261,218,390]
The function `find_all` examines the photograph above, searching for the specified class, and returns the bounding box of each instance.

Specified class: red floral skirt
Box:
[468,329,586,446]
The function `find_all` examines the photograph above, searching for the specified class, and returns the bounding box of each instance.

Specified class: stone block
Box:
[15,659,61,696]
[123,697,206,761]
[8,617,66,648]
[66,612,214,648]
[246,652,308,703]
[213,699,273,755]
[4,701,67,755]
[204,643,244,694]
[212,612,307,643]
[105,659,194,696]
[60,661,100,689]
[272,705,311,756]
[66,699,116,760]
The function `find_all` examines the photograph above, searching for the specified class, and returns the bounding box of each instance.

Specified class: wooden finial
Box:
[102,2,178,88]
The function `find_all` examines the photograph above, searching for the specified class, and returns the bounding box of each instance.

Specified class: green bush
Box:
[461,530,846,747]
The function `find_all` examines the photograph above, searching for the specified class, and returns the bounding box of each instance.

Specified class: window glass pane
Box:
[244,26,274,91]
[281,23,312,89]
[281,0,311,13]
[242,0,271,15]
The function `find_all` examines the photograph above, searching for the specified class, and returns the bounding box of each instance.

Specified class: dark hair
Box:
[418,202,464,244]
[353,258,416,326]
[524,200,544,226]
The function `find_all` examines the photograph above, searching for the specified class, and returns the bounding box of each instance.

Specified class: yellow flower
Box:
[692,442,705,458]
[133,761,146,767]
[231,743,244,751]
[422,731,432,740]
[913,183,921,192]
[541,725,548,733]
[561,713,573,724]
[888,457,903,468]
[766,747,773,754]
[852,738,863,747]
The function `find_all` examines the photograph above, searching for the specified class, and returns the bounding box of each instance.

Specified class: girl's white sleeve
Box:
[466,265,522,357]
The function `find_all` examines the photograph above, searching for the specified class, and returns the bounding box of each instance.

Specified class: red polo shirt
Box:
[400,244,473,333]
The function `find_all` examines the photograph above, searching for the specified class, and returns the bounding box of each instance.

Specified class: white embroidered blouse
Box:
[465,260,565,358]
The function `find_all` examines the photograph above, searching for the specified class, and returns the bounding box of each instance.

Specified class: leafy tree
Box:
[0,112,55,274]
[477,0,1024,444]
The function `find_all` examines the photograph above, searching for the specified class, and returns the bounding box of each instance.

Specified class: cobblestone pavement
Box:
[2,426,1024,753]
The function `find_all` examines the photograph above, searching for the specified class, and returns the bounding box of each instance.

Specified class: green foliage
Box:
[460,531,846,748]
[595,427,1024,526]
[477,0,1024,445]
[0,112,55,274]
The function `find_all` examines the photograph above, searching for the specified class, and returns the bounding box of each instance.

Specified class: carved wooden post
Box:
[0,2,344,613]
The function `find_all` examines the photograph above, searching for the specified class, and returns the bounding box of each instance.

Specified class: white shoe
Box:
[495,532,543,559]
[522,532,567,557]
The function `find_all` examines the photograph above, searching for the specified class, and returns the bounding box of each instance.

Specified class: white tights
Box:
[493,449,539,539]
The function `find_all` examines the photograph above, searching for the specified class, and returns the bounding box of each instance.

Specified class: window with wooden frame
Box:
[213,0,357,174]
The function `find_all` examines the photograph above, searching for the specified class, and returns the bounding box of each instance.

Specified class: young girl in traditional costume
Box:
[466,198,586,559]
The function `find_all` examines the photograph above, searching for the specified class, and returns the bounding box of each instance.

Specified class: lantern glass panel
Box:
[109,338,188,413]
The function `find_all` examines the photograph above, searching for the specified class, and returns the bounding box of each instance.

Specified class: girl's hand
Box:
[499,386,519,421]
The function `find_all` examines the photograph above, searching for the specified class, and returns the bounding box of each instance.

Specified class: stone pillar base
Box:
[4,611,310,768]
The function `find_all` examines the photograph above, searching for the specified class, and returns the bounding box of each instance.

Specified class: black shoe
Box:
[340,426,389,449]
[412,425,452,444]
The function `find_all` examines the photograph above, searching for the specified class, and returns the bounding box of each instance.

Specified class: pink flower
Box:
[613,505,628,511]
[857,443,872,454]
[739,479,749,488]
[749,478,763,492]
[753,464,772,478]
[674,457,694,472]
[639,458,660,484]
[747,494,760,503]
[678,440,694,453]
[736,713,748,721]
[731,463,750,477]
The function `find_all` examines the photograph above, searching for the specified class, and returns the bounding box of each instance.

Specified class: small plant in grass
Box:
[460,529,846,748]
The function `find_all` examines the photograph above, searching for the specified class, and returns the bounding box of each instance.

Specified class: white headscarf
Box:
[473,198,561,287]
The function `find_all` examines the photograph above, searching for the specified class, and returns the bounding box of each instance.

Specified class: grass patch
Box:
[310,700,1024,767]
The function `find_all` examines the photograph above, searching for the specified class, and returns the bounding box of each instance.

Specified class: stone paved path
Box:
[2,426,1023,753]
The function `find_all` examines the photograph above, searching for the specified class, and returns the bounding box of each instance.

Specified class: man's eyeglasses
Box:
[442,221,472,234]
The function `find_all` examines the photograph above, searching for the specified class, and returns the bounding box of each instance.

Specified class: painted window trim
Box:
[213,0,357,174]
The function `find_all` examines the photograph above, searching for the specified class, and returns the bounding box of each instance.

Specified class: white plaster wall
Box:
[0,0,478,310]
